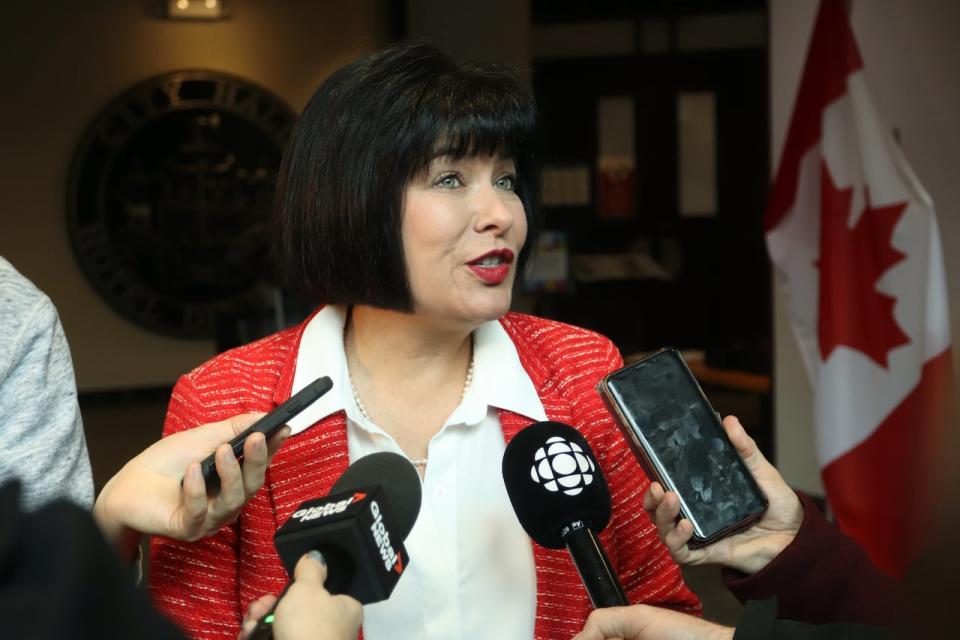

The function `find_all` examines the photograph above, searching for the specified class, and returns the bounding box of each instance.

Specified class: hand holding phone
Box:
[644,415,804,575]
[199,376,333,494]
[598,348,768,548]
[95,413,291,553]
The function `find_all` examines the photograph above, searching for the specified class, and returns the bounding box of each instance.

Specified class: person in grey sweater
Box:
[0,256,94,510]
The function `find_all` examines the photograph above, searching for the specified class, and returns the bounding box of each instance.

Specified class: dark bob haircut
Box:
[273,41,539,312]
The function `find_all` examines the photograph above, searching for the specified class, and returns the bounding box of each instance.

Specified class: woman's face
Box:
[401,153,527,328]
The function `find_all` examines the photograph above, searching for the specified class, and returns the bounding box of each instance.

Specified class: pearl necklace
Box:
[347,345,474,468]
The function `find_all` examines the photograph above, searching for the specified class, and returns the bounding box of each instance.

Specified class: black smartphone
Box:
[197,376,333,493]
[597,349,767,548]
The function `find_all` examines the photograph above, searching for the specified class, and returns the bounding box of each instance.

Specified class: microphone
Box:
[275,451,422,602]
[250,452,422,639]
[502,421,628,608]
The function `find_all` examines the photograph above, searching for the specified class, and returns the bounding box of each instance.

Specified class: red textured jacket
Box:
[149,311,700,639]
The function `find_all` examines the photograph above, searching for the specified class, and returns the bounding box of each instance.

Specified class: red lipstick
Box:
[467,249,515,285]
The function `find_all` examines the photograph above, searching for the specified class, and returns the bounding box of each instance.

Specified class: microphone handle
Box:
[561,520,629,608]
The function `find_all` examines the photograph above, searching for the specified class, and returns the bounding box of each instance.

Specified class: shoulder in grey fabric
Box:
[0,256,94,510]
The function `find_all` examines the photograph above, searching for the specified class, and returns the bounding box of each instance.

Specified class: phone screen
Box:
[603,349,766,544]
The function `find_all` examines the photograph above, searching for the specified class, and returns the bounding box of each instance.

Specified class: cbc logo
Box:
[530,436,596,496]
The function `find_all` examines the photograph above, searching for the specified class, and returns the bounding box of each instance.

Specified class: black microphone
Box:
[250,452,422,639]
[502,421,628,608]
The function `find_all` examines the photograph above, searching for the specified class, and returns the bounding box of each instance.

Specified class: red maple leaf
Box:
[816,161,910,368]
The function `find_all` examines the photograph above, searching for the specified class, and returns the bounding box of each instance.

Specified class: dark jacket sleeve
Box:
[732,598,897,640]
[0,482,185,640]
[722,492,903,627]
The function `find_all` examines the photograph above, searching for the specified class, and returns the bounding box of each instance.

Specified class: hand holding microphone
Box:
[248,451,423,640]
[241,552,362,640]
[502,421,628,609]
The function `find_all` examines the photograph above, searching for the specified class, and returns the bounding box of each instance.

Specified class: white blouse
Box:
[285,305,545,640]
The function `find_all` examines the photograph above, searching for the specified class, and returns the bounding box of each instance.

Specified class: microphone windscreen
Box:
[502,421,611,549]
[331,451,422,541]
[274,452,422,603]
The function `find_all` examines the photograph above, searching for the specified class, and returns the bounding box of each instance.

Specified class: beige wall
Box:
[770,0,960,494]
[0,1,391,391]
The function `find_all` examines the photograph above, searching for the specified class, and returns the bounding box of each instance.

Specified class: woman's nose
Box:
[473,186,516,235]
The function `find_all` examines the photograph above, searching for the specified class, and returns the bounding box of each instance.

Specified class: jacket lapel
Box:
[498,377,583,638]
[262,306,352,533]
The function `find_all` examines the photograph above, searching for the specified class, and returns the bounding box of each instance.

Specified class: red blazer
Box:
[149,311,700,639]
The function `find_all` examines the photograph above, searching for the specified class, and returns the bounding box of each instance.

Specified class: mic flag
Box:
[273,452,422,605]
[502,421,628,608]
[502,421,611,549]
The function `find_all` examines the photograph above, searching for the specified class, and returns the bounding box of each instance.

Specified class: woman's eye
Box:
[436,174,461,188]
[496,174,517,191]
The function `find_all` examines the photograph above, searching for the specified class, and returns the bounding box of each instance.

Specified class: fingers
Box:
[239,425,291,502]
[573,607,636,640]
[644,485,696,561]
[265,425,292,457]
[570,608,604,640]
[293,550,328,585]
[331,594,363,636]
[653,492,694,551]
[247,594,277,620]
[652,488,680,527]
[210,443,245,520]
[578,606,735,640]
[240,595,278,640]
[643,482,664,512]
[191,417,288,538]
[180,413,288,541]
[274,552,362,640]
[645,482,695,556]
[241,433,269,497]
[662,516,695,553]
[180,462,209,537]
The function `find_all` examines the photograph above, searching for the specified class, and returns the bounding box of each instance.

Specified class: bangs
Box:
[405,64,537,175]
[432,95,535,160]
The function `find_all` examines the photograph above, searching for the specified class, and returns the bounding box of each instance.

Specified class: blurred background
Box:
[1,0,957,624]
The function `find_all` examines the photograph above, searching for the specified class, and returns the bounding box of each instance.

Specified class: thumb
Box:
[226,412,267,437]
[723,415,775,479]
[189,413,265,451]
[293,550,328,586]
[723,416,758,460]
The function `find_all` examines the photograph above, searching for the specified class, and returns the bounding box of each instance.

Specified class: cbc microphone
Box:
[250,452,422,639]
[502,421,628,608]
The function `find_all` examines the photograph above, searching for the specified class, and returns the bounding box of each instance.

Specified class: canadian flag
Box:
[766,0,952,578]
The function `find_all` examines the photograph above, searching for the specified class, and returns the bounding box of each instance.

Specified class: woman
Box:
[150,42,699,640]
